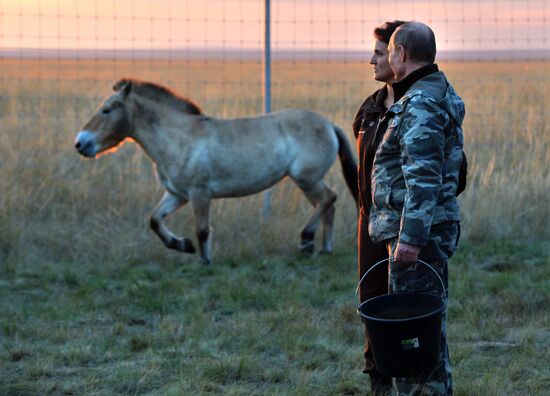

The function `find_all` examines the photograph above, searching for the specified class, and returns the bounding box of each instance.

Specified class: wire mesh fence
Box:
[1,1,549,263]
[2,1,547,119]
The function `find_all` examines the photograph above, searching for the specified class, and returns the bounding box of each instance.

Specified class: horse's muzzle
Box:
[75,131,97,157]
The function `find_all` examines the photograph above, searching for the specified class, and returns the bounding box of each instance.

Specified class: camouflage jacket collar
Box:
[392,63,439,102]
[393,70,465,127]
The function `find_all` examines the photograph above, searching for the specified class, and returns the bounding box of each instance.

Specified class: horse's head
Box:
[75,80,134,158]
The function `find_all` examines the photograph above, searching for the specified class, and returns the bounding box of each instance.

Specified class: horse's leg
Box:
[149,191,196,254]
[298,181,337,255]
[321,204,336,254]
[190,194,212,265]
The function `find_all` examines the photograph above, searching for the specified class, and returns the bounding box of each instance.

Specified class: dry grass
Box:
[0,57,549,394]
[1,58,549,266]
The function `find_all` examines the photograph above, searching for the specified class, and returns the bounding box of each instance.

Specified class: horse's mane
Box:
[113,78,202,115]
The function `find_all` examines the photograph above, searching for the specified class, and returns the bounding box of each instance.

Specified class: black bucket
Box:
[356,259,446,378]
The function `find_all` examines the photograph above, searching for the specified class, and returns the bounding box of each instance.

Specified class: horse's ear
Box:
[113,79,132,97]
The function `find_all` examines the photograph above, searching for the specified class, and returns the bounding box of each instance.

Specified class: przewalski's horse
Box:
[75,78,357,264]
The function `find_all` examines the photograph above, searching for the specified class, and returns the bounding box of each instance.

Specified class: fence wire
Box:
[1,1,548,120]
[1,0,549,245]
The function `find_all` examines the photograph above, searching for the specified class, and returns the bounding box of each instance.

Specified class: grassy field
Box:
[1,242,549,395]
[1,58,549,394]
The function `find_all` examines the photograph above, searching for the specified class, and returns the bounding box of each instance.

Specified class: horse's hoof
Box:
[183,239,196,254]
[199,257,211,265]
[320,249,333,255]
[168,237,196,254]
[299,240,315,255]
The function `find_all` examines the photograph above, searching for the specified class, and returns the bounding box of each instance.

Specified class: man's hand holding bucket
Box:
[394,242,421,265]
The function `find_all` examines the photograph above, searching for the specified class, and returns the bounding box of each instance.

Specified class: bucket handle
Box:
[355,258,447,303]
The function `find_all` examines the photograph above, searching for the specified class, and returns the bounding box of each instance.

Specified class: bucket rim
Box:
[356,292,445,323]
[356,258,447,303]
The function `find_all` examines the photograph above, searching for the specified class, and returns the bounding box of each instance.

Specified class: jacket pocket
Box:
[385,186,405,213]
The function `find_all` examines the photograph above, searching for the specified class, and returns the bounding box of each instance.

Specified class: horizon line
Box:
[1,47,549,61]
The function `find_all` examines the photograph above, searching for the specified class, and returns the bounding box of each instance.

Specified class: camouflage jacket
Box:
[369,69,465,246]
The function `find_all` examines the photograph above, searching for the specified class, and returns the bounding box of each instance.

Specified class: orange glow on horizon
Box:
[1,0,549,53]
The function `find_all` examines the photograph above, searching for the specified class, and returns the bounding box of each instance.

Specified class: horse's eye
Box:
[101,108,111,115]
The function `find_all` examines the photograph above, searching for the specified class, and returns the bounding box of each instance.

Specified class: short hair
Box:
[373,20,407,44]
[392,22,437,63]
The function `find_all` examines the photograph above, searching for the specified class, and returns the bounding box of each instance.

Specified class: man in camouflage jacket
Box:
[369,22,464,395]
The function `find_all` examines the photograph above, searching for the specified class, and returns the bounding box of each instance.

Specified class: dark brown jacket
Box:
[353,86,389,216]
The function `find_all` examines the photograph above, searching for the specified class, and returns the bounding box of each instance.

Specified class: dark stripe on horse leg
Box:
[149,217,160,232]
[300,229,315,255]
[320,205,336,255]
[151,217,195,254]
[168,237,196,254]
[196,227,211,265]
[197,228,209,243]
[301,229,315,241]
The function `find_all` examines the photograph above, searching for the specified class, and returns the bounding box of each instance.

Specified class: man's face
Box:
[370,38,394,84]
[388,35,406,81]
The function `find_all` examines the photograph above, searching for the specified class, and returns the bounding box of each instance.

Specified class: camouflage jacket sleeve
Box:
[397,96,446,247]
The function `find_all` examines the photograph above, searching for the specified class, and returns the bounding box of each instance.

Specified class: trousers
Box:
[358,211,389,374]
[386,237,454,396]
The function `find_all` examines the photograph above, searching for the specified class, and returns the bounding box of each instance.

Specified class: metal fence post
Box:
[262,0,273,219]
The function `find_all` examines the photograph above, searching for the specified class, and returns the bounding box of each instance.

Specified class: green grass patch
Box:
[1,240,549,394]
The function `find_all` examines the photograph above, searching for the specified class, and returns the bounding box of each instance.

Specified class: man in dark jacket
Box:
[369,21,465,395]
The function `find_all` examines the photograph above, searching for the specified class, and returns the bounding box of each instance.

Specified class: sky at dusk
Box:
[0,0,549,53]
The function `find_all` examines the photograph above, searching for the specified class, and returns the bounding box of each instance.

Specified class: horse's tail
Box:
[333,124,358,205]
